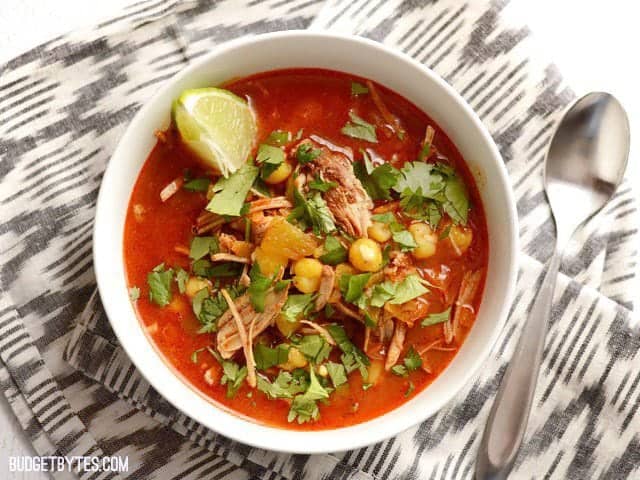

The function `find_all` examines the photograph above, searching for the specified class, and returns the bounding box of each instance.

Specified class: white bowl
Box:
[94,31,518,454]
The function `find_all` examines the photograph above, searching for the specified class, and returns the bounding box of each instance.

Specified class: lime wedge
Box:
[173,88,257,177]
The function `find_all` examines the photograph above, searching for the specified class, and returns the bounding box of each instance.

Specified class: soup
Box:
[123,69,488,429]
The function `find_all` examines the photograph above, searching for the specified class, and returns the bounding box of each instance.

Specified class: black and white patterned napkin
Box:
[1,1,639,479]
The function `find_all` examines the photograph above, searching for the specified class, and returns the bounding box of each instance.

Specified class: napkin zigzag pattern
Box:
[0,0,638,478]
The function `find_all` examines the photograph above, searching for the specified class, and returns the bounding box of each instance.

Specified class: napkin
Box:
[1,0,638,479]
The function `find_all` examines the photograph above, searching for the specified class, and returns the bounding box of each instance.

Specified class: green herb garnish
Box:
[296,143,322,164]
[289,188,336,235]
[404,346,422,371]
[353,150,399,200]
[129,286,140,302]
[256,143,285,179]
[327,324,370,380]
[351,81,369,96]
[183,177,211,192]
[281,294,315,322]
[175,267,189,294]
[206,164,259,216]
[298,335,332,363]
[319,236,348,265]
[325,362,348,387]
[254,343,289,370]
[421,307,451,327]
[147,263,174,306]
[265,130,292,146]
[308,175,338,193]
[247,263,271,313]
[341,111,377,143]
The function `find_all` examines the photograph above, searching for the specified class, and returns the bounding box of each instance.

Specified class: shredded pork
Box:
[298,139,373,237]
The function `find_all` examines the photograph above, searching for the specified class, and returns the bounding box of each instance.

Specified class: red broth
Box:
[123,69,488,430]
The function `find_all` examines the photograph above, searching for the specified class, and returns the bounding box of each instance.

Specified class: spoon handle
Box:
[475,252,562,480]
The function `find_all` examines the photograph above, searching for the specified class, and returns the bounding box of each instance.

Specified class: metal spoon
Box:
[475,92,630,480]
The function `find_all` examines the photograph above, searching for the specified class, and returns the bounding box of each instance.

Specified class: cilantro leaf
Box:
[175,267,189,294]
[257,371,308,399]
[389,274,428,304]
[353,150,399,200]
[288,368,329,424]
[325,362,348,387]
[421,307,451,327]
[405,381,415,397]
[338,272,372,304]
[289,189,336,235]
[319,236,348,265]
[391,365,408,377]
[220,360,248,398]
[147,263,174,306]
[281,294,315,322]
[129,286,140,301]
[265,130,292,146]
[351,81,369,96]
[308,175,338,193]
[206,164,259,216]
[189,236,219,260]
[192,259,242,278]
[404,346,422,371]
[296,143,322,164]
[341,111,377,143]
[193,287,243,333]
[298,335,332,363]
[256,144,285,179]
[253,343,289,370]
[248,263,271,313]
[371,212,396,224]
[392,230,417,252]
[370,274,428,307]
[183,177,211,192]
[327,324,370,380]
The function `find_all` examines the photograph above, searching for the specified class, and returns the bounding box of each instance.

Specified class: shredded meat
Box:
[298,139,373,237]
[385,321,407,371]
[220,289,256,388]
[384,251,416,282]
[210,253,250,264]
[249,211,273,244]
[248,196,292,214]
[216,285,289,359]
[452,269,483,341]
[314,265,335,312]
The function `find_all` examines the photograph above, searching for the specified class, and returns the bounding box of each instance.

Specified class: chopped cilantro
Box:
[247,263,271,313]
[257,371,308,399]
[351,81,369,96]
[289,189,336,235]
[265,130,292,146]
[192,260,242,278]
[439,224,452,240]
[319,236,348,265]
[147,263,174,307]
[190,348,204,363]
[189,236,219,260]
[192,287,243,333]
[206,164,259,216]
[325,362,348,387]
[256,144,285,179]
[370,274,428,307]
[175,267,189,294]
[287,367,329,424]
[338,272,372,304]
[183,177,211,192]
[391,365,408,377]
[353,150,399,200]
[404,346,422,371]
[308,175,338,192]
[298,335,332,363]
[220,359,248,398]
[391,229,417,252]
[341,111,377,143]
[129,286,140,302]
[254,343,289,370]
[371,212,396,224]
[274,279,291,292]
[326,324,370,380]
[296,143,322,164]
[421,307,451,327]
[405,381,415,397]
[363,310,377,328]
[393,162,469,226]
[281,294,315,322]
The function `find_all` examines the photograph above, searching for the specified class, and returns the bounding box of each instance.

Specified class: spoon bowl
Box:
[546,92,630,244]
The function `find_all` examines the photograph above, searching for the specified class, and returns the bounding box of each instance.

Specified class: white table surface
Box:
[0,1,638,478]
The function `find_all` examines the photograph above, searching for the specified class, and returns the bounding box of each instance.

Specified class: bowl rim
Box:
[94,30,518,454]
